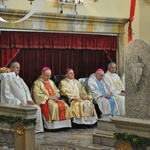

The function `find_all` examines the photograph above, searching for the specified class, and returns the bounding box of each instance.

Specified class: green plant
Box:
[113,132,150,148]
[0,115,36,126]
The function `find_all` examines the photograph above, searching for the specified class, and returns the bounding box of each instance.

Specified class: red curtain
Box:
[8,48,116,88]
[0,48,20,67]
[0,31,117,50]
[0,31,117,89]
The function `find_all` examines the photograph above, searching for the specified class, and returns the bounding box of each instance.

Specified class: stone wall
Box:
[125,39,150,120]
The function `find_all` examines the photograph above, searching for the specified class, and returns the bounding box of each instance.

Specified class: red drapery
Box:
[8,48,116,88]
[0,31,117,50]
[128,0,136,42]
[0,31,117,88]
[0,48,20,67]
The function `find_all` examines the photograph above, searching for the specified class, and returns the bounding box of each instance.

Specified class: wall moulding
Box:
[0,9,128,34]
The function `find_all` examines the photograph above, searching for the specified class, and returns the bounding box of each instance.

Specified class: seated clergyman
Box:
[59,68,98,127]
[31,67,73,130]
[85,68,119,118]
[103,62,125,116]
[0,62,44,133]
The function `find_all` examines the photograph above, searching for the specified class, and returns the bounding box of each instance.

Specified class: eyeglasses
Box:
[110,67,117,69]
[44,74,51,77]
[97,73,104,76]
[13,67,21,70]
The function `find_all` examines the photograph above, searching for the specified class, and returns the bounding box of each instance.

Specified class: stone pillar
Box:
[0,103,37,150]
[118,33,125,76]
[0,120,14,149]
[6,122,14,149]
[0,127,7,149]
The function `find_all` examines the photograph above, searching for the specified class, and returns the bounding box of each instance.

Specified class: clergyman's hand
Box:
[19,102,25,106]
[105,94,111,98]
[27,100,35,105]
[49,96,58,101]
[102,94,111,98]
[119,91,125,96]
[73,98,82,102]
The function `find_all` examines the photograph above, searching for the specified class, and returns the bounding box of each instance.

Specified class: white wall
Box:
[4,0,130,18]
[139,0,150,44]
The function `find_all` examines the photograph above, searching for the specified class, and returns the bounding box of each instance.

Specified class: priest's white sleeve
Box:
[1,78,21,105]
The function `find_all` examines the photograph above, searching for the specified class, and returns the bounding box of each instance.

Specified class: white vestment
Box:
[0,72,44,133]
[103,71,125,116]
[121,73,125,85]
[85,73,119,116]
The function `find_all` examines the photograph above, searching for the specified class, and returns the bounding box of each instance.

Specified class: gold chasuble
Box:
[32,77,73,122]
[43,82,66,121]
[59,78,96,120]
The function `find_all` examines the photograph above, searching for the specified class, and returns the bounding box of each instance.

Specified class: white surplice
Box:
[103,71,125,116]
[0,72,44,133]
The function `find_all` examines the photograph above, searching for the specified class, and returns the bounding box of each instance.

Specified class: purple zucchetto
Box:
[42,67,51,71]
[95,68,104,73]
[65,68,72,74]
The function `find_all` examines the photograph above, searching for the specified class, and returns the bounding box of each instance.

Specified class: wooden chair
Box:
[51,75,65,88]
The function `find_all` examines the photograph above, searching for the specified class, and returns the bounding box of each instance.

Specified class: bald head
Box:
[10,62,20,75]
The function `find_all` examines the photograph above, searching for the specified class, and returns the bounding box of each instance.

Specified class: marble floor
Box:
[35,126,114,150]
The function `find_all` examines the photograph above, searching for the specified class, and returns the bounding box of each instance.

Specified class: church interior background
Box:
[0,0,150,149]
